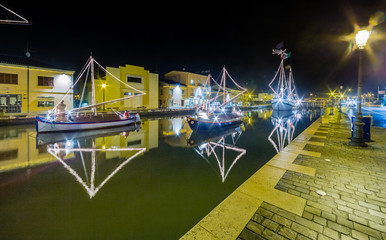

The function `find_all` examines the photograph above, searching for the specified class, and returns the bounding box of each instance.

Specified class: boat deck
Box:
[70,113,122,123]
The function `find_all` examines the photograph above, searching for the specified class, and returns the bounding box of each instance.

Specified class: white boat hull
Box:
[36,115,140,133]
[271,99,295,111]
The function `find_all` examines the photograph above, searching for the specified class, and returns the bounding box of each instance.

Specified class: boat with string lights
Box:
[269,48,300,111]
[187,67,246,131]
[36,56,145,133]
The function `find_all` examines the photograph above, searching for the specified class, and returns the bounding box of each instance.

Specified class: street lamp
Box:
[102,83,106,111]
[349,29,370,147]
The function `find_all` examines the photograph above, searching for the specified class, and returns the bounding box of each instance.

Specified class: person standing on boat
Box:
[122,111,130,119]
[56,100,67,122]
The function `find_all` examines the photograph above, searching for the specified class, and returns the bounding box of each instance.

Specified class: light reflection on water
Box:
[0,109,320,240]
[269,110,302,153]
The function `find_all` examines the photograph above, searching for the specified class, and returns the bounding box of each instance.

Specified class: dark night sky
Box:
[1,0,385,95]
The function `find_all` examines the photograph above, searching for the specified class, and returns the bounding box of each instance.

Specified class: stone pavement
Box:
[182,108,386,240]
[238,109,386,240]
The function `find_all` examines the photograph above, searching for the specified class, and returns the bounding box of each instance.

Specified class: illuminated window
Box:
[38,76,54,86]
[190,79,194,85]
[37,96,54,107]
[0,97,6,106]
[37,100,54,107]
[124,92,133,96]
[0,73,18,84]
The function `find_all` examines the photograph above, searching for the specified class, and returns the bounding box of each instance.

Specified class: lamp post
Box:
[102,83,106,111]
[349,29,370,147]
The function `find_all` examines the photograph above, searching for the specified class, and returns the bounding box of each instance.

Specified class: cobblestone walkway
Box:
[238,111,386,240]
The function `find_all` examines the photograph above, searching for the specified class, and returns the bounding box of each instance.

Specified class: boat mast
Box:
[90,56,96,115]
[282,58,287,99]
[288,67,293,99]
[223,67,226,104]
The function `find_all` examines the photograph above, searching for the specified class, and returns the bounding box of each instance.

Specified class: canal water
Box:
[0,109,320,240]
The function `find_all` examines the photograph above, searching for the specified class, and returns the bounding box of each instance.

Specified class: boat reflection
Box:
[47,139,146,199]
[36,124,148,198]
[268,110,301,153]
[188,125,246,182]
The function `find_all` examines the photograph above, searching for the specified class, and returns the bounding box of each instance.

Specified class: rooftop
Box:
[159,78,187,86]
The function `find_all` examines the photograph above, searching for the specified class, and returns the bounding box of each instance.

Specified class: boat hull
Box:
[36,115,140,133]
[271,99,295,111]
[187,116,243,131]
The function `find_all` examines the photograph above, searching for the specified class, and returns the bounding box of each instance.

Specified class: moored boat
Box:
[36,113,140,133]
[187,112,243,131]
[36,56,145,133]
[271,98,295,111]
[187,67,247,131]
[269,48,298,111]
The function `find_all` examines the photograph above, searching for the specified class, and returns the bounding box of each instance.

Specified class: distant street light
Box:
[102,83,106,111]
[350,29,371,147]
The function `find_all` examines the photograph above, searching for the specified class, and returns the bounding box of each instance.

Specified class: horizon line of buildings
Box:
[0,54,273,115]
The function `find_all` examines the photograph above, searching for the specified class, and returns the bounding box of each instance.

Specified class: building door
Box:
[0,94,21,113]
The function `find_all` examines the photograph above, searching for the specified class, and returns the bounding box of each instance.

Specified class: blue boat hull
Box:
[187,116,243,131]
[271,99,295,111]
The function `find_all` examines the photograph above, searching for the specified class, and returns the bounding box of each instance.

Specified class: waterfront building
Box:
[94,64,158,110]
[0,55,74,114]
[159,78,187,108]
[258,93,274,102]
[164,70,209,108]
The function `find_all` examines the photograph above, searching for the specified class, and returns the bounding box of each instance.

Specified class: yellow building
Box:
[95,64,158,110]
[164,71,209,108]
[258,93,274,102]
[159,79,187,108]
[0,55,75,114]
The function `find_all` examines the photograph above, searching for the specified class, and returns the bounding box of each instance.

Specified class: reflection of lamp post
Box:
[102,83,106,111]
[350,29,370,147]
[329,92,335,115]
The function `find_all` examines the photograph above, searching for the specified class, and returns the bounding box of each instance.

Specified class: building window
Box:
[0,73,18,84]
[182,90,185,95]
[37,97,54,107]
[0,149,18,161]
[38,76,54,87]
[124,92,133,96]
[38,101,54,107]
[190,79,194,85]
[127,76,142,83]
[0,96,6,106]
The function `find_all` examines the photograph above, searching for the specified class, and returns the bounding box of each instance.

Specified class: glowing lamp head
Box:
[102,83,106,88]
[355,30,371,49]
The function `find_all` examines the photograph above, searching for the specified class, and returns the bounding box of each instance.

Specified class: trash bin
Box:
[351,115,372,142]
